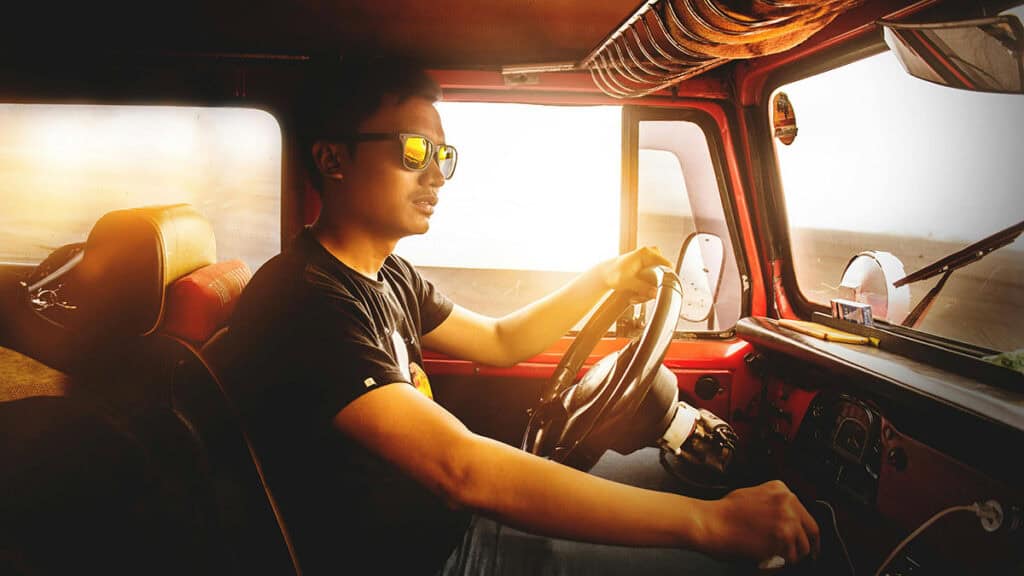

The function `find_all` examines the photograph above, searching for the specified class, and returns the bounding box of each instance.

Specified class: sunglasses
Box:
[352,132,458,179]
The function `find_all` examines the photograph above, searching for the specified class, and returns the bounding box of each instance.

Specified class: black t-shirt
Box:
[226,228,468,574]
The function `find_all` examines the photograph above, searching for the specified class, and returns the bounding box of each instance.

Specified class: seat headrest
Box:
[73,204,217,338]
[163,259,252,346]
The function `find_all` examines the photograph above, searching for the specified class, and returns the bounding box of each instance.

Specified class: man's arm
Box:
[333,383,819,565]
[421,246,672,367]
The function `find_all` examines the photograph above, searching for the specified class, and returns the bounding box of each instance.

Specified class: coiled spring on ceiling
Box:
[581,0,863,98]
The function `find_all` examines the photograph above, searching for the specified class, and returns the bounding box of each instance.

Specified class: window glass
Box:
[638,149,693,260]
[0,104,281,273]
[637,120,742,332]
[771,50,1024,352]
[396,103,621,318]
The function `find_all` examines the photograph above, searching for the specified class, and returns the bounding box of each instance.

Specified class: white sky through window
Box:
[774,51,1024,245]
[397,103,622,272]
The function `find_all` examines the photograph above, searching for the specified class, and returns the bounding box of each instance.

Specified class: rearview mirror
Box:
[676,232,725,323]
[880,14,1024,94]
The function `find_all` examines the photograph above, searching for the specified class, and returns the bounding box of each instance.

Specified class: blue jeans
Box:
[438,447,751,576]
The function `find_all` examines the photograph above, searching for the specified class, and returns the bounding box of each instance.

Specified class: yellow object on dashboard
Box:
[778,319,877,346]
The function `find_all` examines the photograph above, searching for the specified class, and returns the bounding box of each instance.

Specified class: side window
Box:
[636,118,742,332]
[638,150,694,272]
[396,102,622,319]
[0,104,281,273]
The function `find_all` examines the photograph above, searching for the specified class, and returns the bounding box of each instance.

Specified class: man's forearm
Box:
[422,247,669,367]
[493,263,612,365]
[454,433,710,550]
[335,380,817,564]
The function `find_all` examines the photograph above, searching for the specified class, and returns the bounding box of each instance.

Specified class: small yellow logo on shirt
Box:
[410,362,433,400]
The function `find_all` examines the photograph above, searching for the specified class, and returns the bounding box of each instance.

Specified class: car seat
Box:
[0,204,298,575]
[157,258,302,575]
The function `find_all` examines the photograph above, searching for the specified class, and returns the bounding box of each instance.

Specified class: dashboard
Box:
[736,317,1024,574]
[793,393,882,507]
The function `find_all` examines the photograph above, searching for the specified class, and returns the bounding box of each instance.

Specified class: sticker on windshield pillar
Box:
[772,92,798,145]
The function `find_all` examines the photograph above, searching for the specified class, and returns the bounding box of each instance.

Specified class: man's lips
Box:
[412,193,438,214]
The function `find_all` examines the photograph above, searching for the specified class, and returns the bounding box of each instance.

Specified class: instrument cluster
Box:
[793,392,884,505]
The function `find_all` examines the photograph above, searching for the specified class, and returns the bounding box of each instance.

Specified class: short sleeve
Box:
[388,255,452,334]
[304,296,411,420]
[417,274,452,335]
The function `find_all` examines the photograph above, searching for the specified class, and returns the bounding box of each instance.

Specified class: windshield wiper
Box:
[893,219,1024,327]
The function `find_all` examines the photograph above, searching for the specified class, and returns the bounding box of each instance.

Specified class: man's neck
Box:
[311,221,397,279]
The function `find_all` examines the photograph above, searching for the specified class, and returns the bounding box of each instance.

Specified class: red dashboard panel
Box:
[423,336,760,417]
[877,416,1022,571]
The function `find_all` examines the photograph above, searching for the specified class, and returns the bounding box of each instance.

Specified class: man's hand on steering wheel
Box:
[597,246,673,301]
[522,247,682,469]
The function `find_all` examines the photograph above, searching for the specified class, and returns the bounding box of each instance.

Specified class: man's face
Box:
[332,95,447,240]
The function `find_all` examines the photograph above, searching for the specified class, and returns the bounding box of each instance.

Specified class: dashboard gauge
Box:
[835,418,867,459]
[833,400,871,461]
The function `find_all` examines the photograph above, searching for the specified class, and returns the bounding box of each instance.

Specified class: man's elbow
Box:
[490,320,524,368]
[433,436,494,512]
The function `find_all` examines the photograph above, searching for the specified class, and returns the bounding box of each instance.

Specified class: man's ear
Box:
[312,140,345,181]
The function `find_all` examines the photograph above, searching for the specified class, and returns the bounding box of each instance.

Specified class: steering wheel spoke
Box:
[522,266,683,470]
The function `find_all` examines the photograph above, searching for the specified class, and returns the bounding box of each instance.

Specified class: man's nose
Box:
[422,154,446,187]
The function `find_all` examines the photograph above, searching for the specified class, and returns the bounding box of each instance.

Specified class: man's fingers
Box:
[639,246,673,269]
[794,527,811,563]
[799,503,820,558]
[605,246,673,294]
[784,541,801,566]
[622,277,658,300]
[634,264,659,285]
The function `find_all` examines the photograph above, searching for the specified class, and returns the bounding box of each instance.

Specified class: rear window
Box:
[0,104,281,273]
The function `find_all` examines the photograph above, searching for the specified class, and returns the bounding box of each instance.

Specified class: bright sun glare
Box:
[0,104,281,269]
[396,103,622,272]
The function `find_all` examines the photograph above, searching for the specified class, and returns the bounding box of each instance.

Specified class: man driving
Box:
[226,55,818,575]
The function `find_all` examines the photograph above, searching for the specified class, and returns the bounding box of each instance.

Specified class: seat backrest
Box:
[10,204,299,574]
[146,330,300,575]
[1,204,224,575]
[158,261,301,575]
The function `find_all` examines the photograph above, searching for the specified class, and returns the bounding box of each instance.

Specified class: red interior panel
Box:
[425,336,761,418]
[876,416,1022,570]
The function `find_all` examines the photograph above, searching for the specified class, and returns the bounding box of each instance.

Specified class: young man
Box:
[227,57,818,575]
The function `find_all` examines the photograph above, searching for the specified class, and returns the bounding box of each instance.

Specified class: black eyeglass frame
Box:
[350,132,458,179]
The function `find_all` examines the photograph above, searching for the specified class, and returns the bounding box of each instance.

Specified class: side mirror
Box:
[880,14,1024,94]
[676,232,725,323]
[837,251,910,324]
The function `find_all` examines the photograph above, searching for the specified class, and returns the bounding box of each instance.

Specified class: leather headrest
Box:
[163,259,252,346]
[73,204,217,338]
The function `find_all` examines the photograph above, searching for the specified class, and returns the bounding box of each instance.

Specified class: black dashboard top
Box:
[737,317,1024,434]
[737,316,1024,485]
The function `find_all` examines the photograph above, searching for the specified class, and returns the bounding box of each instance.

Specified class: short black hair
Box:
[296,53,442,189]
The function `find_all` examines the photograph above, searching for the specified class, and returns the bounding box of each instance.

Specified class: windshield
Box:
[771,35,1024,353]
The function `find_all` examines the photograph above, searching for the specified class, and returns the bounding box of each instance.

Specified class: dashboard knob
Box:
[744,352,767,377]
[887,447,908,471]
[695,375,722,400]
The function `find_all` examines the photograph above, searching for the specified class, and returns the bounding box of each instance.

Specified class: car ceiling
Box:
[20,0,642,69]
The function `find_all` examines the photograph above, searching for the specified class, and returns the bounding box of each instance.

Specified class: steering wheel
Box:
[521,266,682,470]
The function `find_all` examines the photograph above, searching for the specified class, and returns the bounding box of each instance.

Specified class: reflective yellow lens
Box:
[438,145,457,179]
[403,136,429,168]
